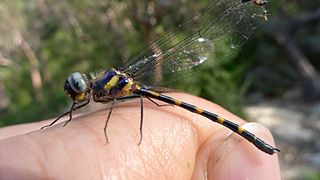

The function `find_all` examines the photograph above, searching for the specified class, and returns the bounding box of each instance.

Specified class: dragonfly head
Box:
[64,72,89,102]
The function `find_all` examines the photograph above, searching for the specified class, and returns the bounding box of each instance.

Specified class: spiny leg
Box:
[104,99,116,143]
[96,95,143,144]
[146,96,173,107]
[138,96,171,145]
[62,99,90,127]
[62,102,76,127]
[41,100,90,129]
[41,103,75,129]
[138,96,144,145]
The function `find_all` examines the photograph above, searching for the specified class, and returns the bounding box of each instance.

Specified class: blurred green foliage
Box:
[302,168,320,180]
[0,0,319,127]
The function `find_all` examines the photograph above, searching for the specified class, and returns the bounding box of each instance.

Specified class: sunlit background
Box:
[0,0,319,179]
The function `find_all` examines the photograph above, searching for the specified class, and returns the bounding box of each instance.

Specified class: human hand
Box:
[0,93,280,179]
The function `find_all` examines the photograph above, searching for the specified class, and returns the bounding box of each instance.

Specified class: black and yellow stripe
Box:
[137,88,279,155]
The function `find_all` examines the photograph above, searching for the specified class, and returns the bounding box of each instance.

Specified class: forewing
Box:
[121,0,268,85]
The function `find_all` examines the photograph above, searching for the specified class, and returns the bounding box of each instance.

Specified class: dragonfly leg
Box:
[146,96,173,107]
[138,96,144,145]
[104,99,116,143]
[62,99,90,127]
[62,102,76,127]
[41,100,90,129]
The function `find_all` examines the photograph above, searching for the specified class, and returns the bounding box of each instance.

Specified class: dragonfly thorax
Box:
[91,70,138,102]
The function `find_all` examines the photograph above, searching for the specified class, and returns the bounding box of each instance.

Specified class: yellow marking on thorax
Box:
[195,107,203,114]
[122,80,135,94]
[104,75,119,89]
[238,127,245,134]
[217,117,225,124]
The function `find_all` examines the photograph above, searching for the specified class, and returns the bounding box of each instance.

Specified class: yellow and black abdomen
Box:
[137,88,279,155]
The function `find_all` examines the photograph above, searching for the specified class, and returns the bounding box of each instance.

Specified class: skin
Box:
[0,93,280,179]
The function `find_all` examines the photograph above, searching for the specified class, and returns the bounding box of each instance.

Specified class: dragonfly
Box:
[42,0,280,155]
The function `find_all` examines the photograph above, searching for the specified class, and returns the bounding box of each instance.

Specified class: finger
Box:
[0,121,50,140]
[192,123,280,180]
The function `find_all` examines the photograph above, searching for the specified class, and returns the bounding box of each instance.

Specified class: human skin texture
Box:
[0,93,280,179]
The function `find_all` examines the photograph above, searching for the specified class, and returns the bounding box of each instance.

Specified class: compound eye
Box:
[67,72,88,93]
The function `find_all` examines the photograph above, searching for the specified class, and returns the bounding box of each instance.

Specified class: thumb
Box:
[192,123,280,180]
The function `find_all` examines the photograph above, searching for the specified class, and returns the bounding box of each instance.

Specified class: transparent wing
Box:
[121,0,268,84]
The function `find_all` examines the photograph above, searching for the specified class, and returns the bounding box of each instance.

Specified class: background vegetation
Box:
[0,0,319,179]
